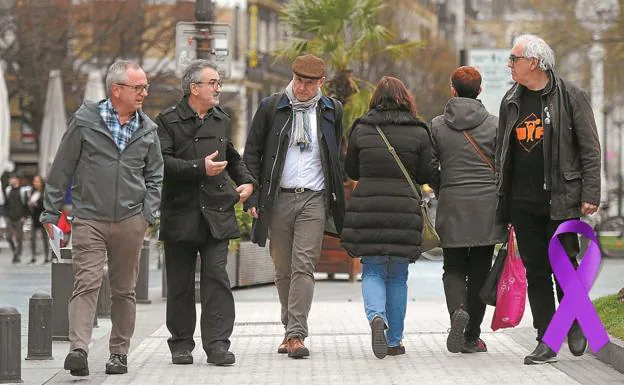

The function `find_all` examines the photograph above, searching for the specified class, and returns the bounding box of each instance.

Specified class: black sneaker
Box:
[567,321,587,357]
[64,348,89,377]
[524,342,557,365]
[447,308,469,353]
[206,347,235,366]
[105,353,128,374]
[371,316,388,359]
[172,350,193,365]
[462,338,487,353]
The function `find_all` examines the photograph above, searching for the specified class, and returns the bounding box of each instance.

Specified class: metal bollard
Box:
[0,307,21,384]
[97,268,111,318]
[51,259,73,341]
[136,239,151,304]
[26,293,53,360]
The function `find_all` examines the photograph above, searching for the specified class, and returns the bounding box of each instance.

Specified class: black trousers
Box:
[510,205,579,341]
[165,239,234,355]
[30,223,50,261]
[442,245,495,341]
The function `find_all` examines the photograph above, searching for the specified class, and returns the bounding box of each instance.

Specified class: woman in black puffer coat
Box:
[341,76,438,359]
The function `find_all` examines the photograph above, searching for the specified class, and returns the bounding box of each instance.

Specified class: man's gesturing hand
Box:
[205,150,228,176]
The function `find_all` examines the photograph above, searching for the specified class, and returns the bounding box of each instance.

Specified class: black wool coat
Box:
[340,108,438,261]
[155,98,256,242]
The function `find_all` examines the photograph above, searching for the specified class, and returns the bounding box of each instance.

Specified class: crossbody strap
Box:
[374,125,423,202]
[462,131,494,170]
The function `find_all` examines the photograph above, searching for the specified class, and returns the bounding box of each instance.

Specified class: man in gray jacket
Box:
[496,34,600,365]
[41,60,163,376]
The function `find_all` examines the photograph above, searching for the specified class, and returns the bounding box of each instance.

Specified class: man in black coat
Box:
[243,54,345,358]
[496,34,600,365]
[155,60,255,366]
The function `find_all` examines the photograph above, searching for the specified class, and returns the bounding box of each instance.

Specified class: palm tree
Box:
[277,0,422,132]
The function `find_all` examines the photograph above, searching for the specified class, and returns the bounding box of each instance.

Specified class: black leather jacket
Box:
[495,72,601,221]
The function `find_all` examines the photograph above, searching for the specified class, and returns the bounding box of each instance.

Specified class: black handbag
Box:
[479,236,509,306]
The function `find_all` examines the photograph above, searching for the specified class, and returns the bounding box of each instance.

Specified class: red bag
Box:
[491,227,527,331]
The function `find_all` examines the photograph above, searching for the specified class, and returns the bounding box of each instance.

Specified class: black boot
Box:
[105,354,128,374]
[524,342,557,365]
[64,348,89,376]
[206,346,235,366]
[567,320,587,356]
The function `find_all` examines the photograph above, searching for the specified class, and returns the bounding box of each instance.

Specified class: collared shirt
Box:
[280,106,325,191]
[98,99,140,152]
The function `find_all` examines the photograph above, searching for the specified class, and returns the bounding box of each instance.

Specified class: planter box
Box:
[235,240,274,288]
[316,235,361,281]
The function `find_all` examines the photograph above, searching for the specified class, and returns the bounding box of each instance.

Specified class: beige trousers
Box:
[68,214,148,354]
[269,190,326,340]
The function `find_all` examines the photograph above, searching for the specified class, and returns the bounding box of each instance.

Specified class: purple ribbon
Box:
[542,220,609,353]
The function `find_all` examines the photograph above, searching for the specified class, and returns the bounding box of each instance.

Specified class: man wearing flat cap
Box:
[244,53,345,358]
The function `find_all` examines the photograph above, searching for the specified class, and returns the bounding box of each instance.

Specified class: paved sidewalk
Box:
[8,259,624,385]
[42,296,624,385]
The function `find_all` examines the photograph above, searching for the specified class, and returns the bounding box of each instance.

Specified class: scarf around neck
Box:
[285,80,322,152]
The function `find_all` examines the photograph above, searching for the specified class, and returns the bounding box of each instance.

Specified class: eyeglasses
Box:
[508,54,529,65]
[194,79,223,89]
[115,83,150,93]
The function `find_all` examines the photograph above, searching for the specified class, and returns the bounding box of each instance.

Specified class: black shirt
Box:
[510,88,551,211]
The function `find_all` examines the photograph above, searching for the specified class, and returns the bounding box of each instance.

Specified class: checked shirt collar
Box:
[99,99,140,152]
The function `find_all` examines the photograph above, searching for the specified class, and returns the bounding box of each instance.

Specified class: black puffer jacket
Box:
[340,108,438,260]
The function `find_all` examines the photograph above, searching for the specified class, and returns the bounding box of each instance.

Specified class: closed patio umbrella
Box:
[84,70,106,102]
[38,70,67,179]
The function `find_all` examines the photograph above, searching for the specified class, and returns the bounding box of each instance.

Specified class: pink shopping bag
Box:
[491,227,527,331]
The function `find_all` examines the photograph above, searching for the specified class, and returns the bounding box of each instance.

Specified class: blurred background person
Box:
[28,175,50,263]
[4,173,31,263]
[341,76,438,359]
[430,66,505,354]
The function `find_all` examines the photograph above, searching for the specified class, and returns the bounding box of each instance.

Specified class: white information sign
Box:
[175,22,232,79]
[467,49,514,117]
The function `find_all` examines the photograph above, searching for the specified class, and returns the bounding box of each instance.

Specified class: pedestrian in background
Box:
[41,60,163,376]
[430,66,505,354]
[28,175,50,263]
[4,173,31,263]
[243,54,345,359]
[496,34,600,364]
[341,76,438,359]
[156,60,255,366]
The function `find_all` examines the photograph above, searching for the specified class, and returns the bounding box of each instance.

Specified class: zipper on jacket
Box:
[266,111,292,198]
[114,155,120,221]
[542,103,551,191]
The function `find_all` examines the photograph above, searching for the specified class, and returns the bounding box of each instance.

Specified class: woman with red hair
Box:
[341,76,438,359]
[430,66,505,354]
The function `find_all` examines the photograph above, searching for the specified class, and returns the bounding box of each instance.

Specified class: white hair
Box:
[105,60,142,97]
[513,34,555,71]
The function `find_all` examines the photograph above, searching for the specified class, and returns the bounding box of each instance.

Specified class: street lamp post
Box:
[575,0,620,205]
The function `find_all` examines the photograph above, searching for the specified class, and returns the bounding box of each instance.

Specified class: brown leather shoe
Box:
[287,337,310,358]
[277,337,288,354]
[387,344,406,356]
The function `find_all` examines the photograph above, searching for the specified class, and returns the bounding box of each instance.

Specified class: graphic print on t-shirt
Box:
[515,112,543,152]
